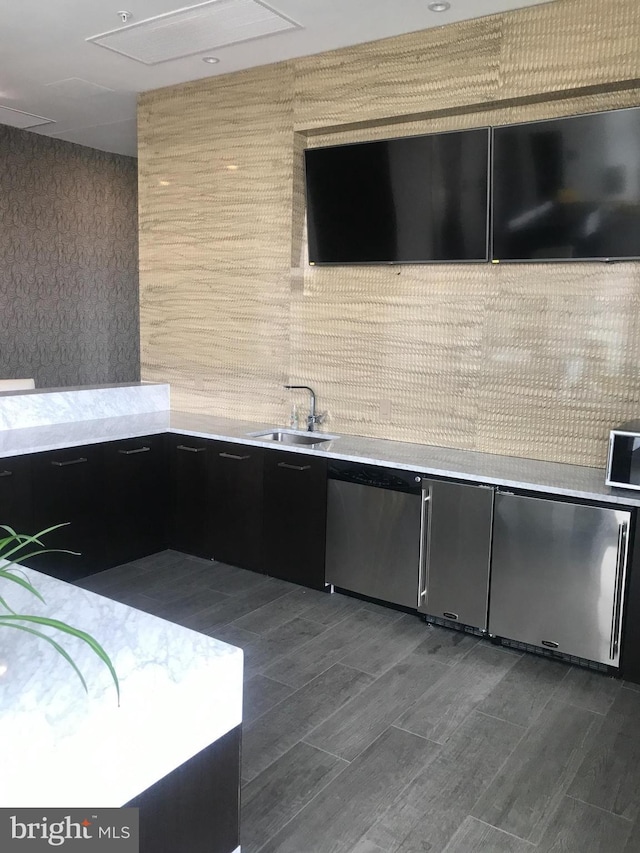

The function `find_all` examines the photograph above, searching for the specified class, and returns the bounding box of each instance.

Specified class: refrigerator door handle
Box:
[610,520,629,660]
[418,483,432,607]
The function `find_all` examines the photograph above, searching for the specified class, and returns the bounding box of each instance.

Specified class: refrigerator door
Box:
[489,492,630,666]
[418,479,494,630]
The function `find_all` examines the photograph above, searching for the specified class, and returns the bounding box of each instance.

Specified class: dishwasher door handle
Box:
[418,484,432,607]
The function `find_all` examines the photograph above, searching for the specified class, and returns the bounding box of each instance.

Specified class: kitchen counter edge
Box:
[0,408,637,508]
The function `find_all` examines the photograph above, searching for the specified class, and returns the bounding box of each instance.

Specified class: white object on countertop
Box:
[0,378,35,391]
[0,562,243,808]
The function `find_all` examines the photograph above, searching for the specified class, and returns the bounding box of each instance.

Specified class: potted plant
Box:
[0,524,120,702]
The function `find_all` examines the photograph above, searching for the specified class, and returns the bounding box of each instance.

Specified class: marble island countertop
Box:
[0,381,637,507]
[0,563,243,808]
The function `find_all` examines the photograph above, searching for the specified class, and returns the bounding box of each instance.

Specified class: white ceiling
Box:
[1,0,555,158]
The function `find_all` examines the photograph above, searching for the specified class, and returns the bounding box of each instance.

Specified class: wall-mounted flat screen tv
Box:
[492,107,640,262]
[304,128,490,265]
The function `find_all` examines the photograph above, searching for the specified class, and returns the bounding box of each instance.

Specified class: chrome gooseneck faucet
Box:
[284,385,319,432]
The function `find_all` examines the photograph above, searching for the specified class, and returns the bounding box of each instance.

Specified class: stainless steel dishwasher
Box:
[325,461,422,608]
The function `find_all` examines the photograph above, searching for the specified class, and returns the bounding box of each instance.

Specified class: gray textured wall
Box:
[0,125,139,388]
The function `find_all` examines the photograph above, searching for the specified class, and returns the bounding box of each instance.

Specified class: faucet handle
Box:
[308,411,326,429]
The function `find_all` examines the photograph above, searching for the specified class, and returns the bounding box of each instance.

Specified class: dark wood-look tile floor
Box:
[76,551,640,853]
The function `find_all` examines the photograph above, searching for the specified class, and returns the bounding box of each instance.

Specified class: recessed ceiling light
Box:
[428,1,451,11]
[202,56,220,64]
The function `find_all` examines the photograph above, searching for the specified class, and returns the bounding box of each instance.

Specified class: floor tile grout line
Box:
[285,662,389,757]
[335,724,445,852]
[297,737,353,764]
[301,725,441,853]
[464,816,537,847]
[242,735,364,853]
[242,661,376,747]
[524,709,611,847]
[243,622,350,682]
[244,671,296,693]
[465,708,533,821]
[471,707,528,730]
[259,612,428,689]
[230,586,325,631]
[565,793,635,822]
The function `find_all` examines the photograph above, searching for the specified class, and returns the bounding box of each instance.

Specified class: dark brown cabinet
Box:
[209,441,264,572]
[167,434,214,558]
[126,725,240,853]
[0,453,33,535]
[5,436,324,594]
[30,444,106,582]
[262,449,327,590]
[103,434,167,566]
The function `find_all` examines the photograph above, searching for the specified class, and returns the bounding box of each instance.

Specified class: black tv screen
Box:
[304,128,490,265]
[492,107,640,262]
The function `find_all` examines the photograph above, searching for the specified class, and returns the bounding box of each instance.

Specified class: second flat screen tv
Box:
[304,128,490,265]
[492,107,640,261]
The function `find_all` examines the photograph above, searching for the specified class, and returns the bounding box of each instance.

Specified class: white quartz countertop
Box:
[0,564,243,808]
[0,403,638,507]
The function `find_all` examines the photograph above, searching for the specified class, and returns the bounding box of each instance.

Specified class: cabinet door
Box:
[209,441,263,572]
[262,450,327,590]
[418,479,494,630]
[103,434,167,566]
[0,454,33,534]
[167,434,213,558]
[30,444,106,582]
[489,492,630,666]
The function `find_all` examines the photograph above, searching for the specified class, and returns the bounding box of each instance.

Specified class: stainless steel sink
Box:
[250,429,337,446]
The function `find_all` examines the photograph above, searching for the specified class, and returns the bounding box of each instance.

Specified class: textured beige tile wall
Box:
[139,0,640,467]
[139,64,294,419]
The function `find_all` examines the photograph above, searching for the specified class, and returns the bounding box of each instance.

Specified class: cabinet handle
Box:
[609,520,629,660]
[0,470,13,478]
[118,446,151,455]
[277,462,311,471]
[219,452,251,461]
[177,444,206,453]
[52,457,88,467]
[418,484,432,606]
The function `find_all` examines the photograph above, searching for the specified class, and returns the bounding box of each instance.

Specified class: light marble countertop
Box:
[0,402,638,507]
[0,382,169,431]
[168,412,640,507]
[0,564,243,808]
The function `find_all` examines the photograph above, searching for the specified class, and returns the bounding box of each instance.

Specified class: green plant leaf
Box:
[0,593,16,614]
[0,620,90,694]
[0,547,80,571]
[0,567,48,604]
[1,524,120,704]
[0,524,69,560]
[0,613,120,704]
